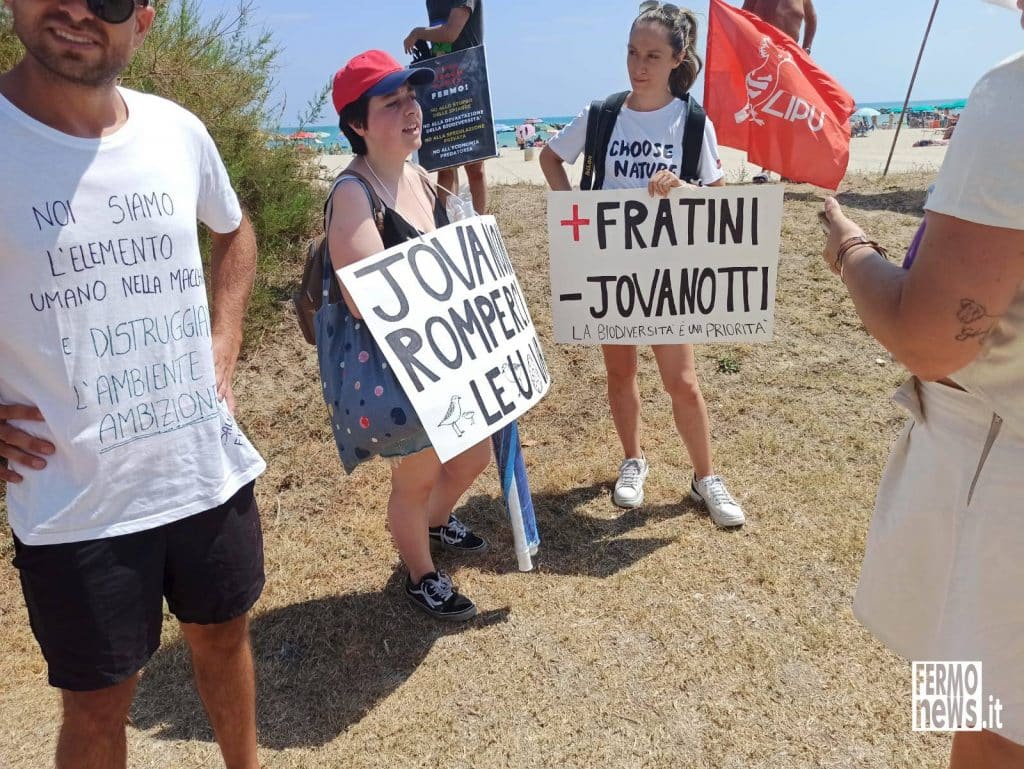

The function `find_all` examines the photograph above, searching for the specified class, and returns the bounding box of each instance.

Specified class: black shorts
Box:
[12,481,264,692]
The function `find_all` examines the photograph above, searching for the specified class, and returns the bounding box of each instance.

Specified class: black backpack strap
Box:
[327,169,384,234]
[321,170,386,298]
[580,90,629,191]
[679,93,707,184]
[580,99,604,191]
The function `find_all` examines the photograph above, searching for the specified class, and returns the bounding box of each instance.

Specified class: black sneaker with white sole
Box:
[405,570,478,622]
[428,514,488,554]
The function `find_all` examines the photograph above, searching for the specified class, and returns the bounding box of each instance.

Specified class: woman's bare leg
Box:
[651,344,713,478]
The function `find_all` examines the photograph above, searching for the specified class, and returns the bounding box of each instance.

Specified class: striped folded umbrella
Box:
[491,422,539,571]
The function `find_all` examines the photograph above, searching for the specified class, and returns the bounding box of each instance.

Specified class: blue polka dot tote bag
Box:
[314,265,430,474]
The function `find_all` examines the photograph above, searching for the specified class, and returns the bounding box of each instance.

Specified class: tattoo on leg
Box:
[956,299,996,342]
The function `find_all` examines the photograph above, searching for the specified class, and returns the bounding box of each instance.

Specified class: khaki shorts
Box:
[854,379,1024,744]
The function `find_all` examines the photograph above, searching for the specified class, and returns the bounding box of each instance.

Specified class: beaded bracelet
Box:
[835,236,889,282]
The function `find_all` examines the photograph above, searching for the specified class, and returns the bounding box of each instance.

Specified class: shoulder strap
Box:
[580,99,604,192]
[581,90,629,191]
[679,93,707,185]
[409,162,440,203]
[319,169,386,295]
[327,168,385,234]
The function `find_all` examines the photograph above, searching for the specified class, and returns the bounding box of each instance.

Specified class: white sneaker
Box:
[690,475,746,527]
[613,456,649,509]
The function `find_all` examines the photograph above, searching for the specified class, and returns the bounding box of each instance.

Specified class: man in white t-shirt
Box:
[0,2,265,767]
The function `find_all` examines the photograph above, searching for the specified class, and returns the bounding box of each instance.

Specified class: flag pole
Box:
[884,0,941,176]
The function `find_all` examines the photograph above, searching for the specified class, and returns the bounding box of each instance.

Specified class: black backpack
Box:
[580,91,707,191]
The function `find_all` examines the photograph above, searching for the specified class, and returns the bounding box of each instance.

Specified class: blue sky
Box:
[214,0,1024,121]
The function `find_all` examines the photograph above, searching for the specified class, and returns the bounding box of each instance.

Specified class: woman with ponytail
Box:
[540,3,746,527]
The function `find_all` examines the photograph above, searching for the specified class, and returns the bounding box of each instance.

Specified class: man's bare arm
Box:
[802,0,818,51]
[209,214,257,414]
[404,7,471,54]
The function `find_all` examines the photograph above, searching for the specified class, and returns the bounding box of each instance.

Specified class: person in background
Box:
[515,121,535,150]
[742,0,817,54]
[821,3,1024,764]
[741,0,817,182]
[403,0,488,213]
[540,3,747,528]
[0,1,267,767]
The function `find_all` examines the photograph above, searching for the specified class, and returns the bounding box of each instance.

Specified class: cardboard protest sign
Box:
[337,216,550,463]
[547,186,783,345]
[413,45,498,172]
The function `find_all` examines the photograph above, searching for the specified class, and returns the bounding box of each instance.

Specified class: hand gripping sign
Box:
[547,186,783,345]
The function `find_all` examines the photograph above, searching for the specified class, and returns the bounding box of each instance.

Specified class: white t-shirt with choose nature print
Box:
[548,96,725,189]
[0,87,265,546]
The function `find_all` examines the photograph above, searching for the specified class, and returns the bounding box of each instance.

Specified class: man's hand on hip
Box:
[0,404,54,483]
[212,334,241,415]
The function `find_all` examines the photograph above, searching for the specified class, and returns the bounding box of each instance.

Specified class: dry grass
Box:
[0,174,951,768]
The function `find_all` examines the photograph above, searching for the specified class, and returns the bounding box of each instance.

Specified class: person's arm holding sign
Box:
[404,6,471,55]
[209,214,258,415]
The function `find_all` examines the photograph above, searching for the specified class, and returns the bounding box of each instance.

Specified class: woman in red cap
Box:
[322,50,491,621]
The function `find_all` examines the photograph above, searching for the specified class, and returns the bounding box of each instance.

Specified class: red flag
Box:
[704,0,856,189]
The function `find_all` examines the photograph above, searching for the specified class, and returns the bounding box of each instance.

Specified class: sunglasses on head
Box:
[86,0,150,25]
[638,1,680,14]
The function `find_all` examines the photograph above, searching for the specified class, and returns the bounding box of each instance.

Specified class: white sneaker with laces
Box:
[613,456,649,509]
[690,475,746,527]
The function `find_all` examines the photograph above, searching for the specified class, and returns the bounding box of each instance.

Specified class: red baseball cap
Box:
[332,50,436,114]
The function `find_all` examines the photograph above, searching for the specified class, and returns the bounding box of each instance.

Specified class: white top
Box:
[926,51,1024,436]
[0,88,266,545]
[547,96,725,190]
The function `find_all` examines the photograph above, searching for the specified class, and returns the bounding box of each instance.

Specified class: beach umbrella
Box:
[884,0,941,176]
[491,422,539,571]
[288,130,317,140]
[853,107,881,117]
[937,99,967,110]
[911,105,937,112]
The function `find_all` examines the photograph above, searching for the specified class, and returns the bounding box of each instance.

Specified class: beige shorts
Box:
[854,378,1024,744]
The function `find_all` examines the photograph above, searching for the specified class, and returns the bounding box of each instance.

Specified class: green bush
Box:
[0,1,324,343]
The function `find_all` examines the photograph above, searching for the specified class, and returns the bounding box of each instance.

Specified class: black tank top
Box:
[378,192,450,248]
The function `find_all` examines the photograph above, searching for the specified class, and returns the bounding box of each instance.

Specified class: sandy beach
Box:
[317,126,949,186]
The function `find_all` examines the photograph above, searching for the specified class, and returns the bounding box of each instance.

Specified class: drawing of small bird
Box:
[438,395,476,437]
[501,361,526,386]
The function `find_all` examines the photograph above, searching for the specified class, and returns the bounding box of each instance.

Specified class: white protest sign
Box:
[338,216,550,463]
[547,186,783,345]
